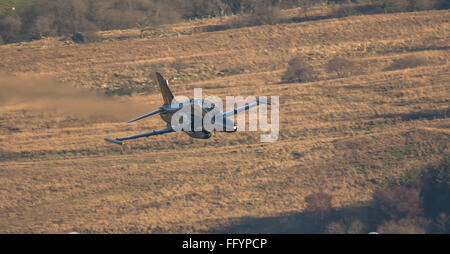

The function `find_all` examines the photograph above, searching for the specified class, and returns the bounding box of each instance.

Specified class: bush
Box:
[326,217,367,234]
[370,155,450,233]
[0,12,22,43]
[431,212,449,233]
[34,15,58,38]
[346,218,366,234]
[425,154,450,186]
[305,192,333,220]
[412,0,439,11]
[225,2,282,29]
[247,4,282,26]
[221,0,260,14]
[379,0,440,13]
[421,154,450,218]
[298,0,315,17]
[188,0,229,18]
[330,5,360,18]
[384,55,428,71]
[72,31,102,43]
[326,221,347,234]
[325,56,360,78]
[379,0,409,12]
[373,186,423,220]
[377,217,429,234]
[282,56,317,83]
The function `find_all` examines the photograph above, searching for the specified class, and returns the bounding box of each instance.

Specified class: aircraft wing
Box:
[223,99,272,117]
[105,127,174,145]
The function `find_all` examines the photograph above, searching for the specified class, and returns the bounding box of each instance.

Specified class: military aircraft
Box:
[104,72,271,145]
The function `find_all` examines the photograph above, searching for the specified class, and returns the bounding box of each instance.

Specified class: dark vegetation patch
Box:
[71,31,102,43]
[282,55,317,83]
[325,56,362,78]
[211,155,450,233]
[384,55,429,71]
[1,0,447,44]
[370,108,449,122]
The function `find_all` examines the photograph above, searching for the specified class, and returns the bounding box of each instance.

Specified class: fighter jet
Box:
[104,72,271,145]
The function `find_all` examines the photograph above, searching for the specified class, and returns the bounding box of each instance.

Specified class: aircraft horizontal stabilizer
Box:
[104,138,123,145]
[128,108,163,123]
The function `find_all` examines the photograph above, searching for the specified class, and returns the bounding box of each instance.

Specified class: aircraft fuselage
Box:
[159,99,236,139]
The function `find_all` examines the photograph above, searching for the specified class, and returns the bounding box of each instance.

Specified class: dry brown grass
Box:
[0,8,448,233]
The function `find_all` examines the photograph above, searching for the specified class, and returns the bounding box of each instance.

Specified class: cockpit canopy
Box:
[190,98,216,111]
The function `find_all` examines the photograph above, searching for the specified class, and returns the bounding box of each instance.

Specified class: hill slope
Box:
[0,9,448,233]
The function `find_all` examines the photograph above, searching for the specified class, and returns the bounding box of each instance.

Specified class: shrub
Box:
[72,31,102,43]
[430,212,449,233]
[188,0,230,18]
[71,32,85,43]
[330,2,386,18]
[346,218,366,234]
[373,186,423,220]
[326,217,367,234]
[330,5,360,18]
[34,0,97,35]
[326,221,347,234]
[222,0,260,14]
[421,154,450,218]
[325,56,360,78]
[379,0,410,13]
[425,154,450,186]
[282,56,317,83]
[247,4,282,26]
[298,0,315,17]
[305,192,333,220]
[225,2,282,28]
[412,0,439,11]
[34,15,58,38]
[384,55,427,71]
[378,0,440,13]
[0,12,22,43]
[377,217,429,234]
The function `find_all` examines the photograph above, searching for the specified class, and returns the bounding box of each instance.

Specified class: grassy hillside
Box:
[0,8,448,233]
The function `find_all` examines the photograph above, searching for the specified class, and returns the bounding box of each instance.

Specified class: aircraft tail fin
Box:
[156,72,174,105]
